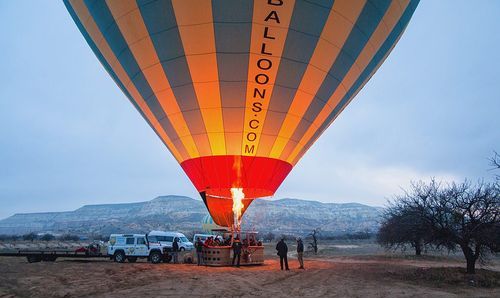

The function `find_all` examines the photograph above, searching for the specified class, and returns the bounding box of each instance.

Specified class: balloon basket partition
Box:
[200,229,264,266]
[201,246,264,267]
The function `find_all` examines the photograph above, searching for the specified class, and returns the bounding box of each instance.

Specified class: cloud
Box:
[276,155,460,207]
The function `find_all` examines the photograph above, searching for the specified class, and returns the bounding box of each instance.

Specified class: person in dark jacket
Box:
[296,237,304,269]
[232,237,242,267]
[195,237,204,266]
[172,237,179,264]
[276,237,289,270]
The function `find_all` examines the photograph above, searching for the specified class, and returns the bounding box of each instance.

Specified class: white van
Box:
[147,231,194,251]
[107,234,170,263]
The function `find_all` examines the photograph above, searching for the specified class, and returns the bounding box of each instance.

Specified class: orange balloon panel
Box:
[65,0,419,227]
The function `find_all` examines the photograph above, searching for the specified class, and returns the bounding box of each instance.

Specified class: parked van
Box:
[147,231,194,251]
[108,234,170,263]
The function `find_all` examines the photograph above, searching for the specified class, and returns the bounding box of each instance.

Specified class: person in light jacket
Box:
[195,237,204,266]
[296,237,304,269]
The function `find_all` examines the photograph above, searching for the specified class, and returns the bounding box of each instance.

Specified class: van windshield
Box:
[180,237,189,242]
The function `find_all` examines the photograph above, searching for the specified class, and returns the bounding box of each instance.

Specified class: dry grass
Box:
[385,266,500,288]
[0,240,498,297]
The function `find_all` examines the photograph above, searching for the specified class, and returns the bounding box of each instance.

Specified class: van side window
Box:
[155,236,174,242]
[137,238,146,245]
[126,237,135,245]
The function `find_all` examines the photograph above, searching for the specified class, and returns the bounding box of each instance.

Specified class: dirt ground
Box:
[1,241,498,297]
[1,248,499,298]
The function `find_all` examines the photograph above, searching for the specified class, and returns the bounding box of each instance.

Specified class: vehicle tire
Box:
[127,257,137,263]
[163,255,172,263]
[27,255,41,263]
[114,251,126,263]
[150,251,162,264]
[184,255,193,264]
[179,247,185,252]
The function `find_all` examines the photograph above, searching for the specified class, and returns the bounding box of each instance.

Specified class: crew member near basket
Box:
[276,237,289,270]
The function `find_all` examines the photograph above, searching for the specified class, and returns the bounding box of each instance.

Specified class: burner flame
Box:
[231,187,245,231]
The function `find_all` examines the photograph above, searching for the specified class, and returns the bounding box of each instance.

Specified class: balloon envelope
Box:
[202,214,223,234]
[65,0,418,227]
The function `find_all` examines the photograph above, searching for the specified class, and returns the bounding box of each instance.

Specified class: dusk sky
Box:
[1,1,499,219]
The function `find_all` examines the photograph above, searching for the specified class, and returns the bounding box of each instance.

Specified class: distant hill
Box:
[0,196,383,236]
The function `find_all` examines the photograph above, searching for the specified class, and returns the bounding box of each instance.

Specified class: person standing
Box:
[232,237,242,267]
[195,237,204,266]
[172,237,179,264]
[276,237,289,270]
[296,237,304,269]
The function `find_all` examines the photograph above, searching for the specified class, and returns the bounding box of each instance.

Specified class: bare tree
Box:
[308,228,320,254]
[22,232,37,242]
[490,151,500,180]
[436,181,498,274]
[401,179,499,274]
[40,233,55,241]
[59,234,80,241]
[263,232,275,242]
[377,202,431,256]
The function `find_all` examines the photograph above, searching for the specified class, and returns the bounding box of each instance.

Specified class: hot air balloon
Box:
[201,214,223,234]
[65,0,419,228]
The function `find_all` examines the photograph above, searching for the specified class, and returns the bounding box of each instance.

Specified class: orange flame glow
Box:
[231,187,245,231]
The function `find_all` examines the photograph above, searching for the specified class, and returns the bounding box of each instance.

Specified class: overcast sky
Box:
[1,1,499,219]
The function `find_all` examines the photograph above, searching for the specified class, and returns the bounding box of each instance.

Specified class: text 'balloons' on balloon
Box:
[65,0,419,227]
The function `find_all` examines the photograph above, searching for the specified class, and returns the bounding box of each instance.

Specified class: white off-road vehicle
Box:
[107,234,171,264]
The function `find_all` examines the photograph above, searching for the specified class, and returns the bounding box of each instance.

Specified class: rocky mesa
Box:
[0,196,382,236]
